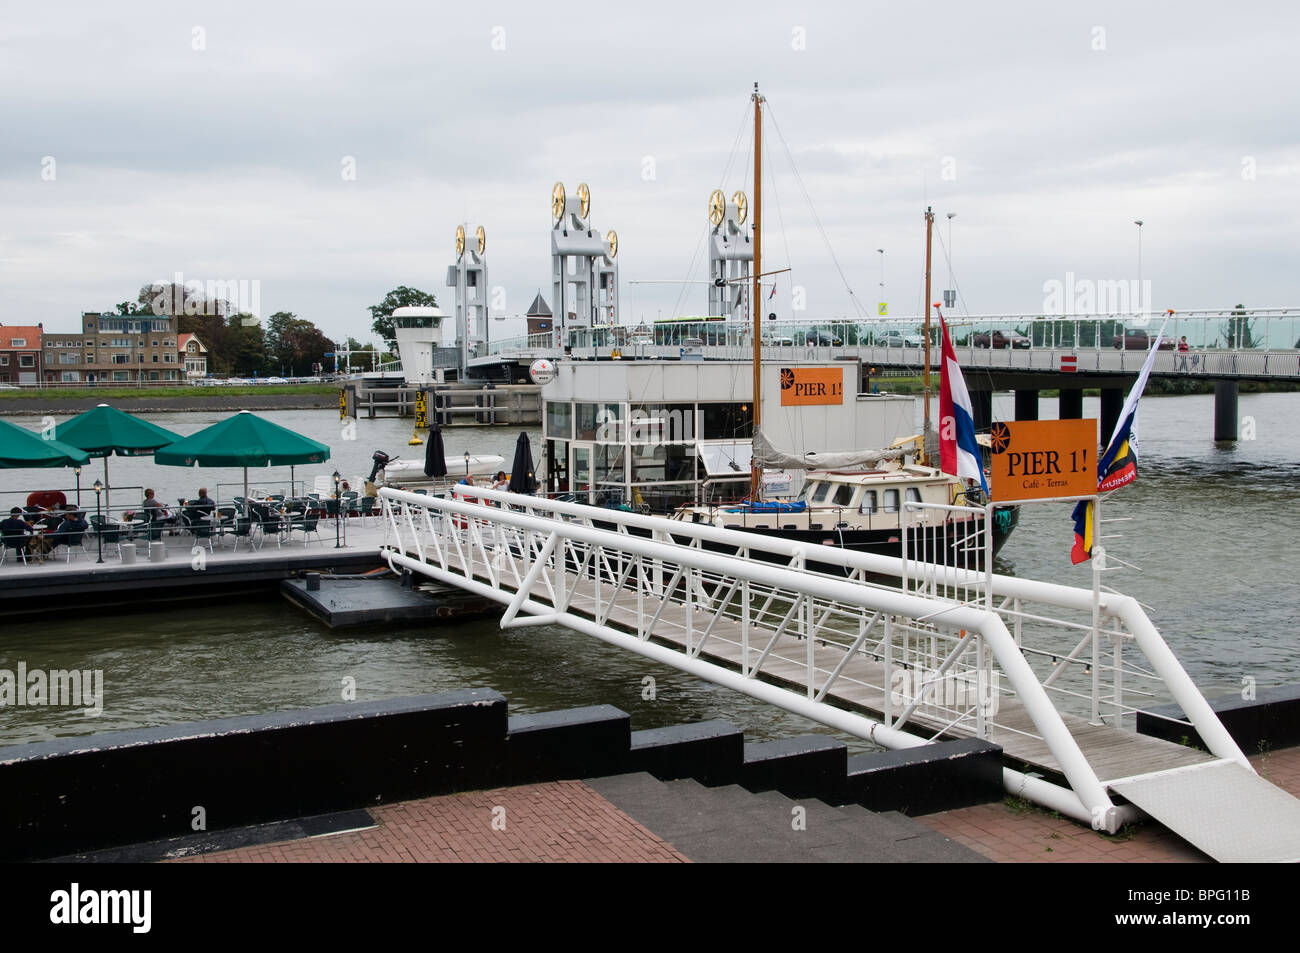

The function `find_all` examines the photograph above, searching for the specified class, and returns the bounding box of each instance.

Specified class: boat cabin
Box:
[540,359,915,514]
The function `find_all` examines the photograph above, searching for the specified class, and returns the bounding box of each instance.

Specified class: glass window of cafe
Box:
[546,401,571,439]
[575,402,621,440]
[701,402,753,439]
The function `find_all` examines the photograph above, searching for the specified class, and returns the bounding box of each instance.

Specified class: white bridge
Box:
[378,485,1300,861]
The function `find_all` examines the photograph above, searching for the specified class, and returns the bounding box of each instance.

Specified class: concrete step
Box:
[587,772,987,863]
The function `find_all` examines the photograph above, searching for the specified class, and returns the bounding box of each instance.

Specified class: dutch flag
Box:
[939,315,988,494]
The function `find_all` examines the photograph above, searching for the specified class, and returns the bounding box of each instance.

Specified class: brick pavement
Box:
[176,780,688,863]
[914,746,1300,863]
[175,748,1300,864]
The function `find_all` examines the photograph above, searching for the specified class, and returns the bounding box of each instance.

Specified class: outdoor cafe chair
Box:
[0,530,30,565]
[224,517,254,553]
[50,526,88,563]
[249,505,285,550]
[94,521,128,559]
[285,513,322,546]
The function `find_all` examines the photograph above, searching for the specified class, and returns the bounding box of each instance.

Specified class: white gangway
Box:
[377,485,1300,861]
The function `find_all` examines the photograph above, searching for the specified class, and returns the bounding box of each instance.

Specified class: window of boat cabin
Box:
[905,487,922,504]
[832,485,854,507]
[546,401,572,439]
[860,490,878,514]
[701,402,753,439]
[809,482,832,504]
[882,489,900,513]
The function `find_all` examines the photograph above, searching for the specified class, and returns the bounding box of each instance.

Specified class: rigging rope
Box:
[765,103,868,319]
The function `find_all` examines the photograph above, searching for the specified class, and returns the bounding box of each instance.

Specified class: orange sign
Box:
[779,367,843,406]
[990,419,1096,501]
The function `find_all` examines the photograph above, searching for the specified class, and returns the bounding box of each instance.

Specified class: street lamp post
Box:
[876,249,885,314]
[464,452,471,479]
[332,470,341,548]
[75,466,82,508]
[1134,220,1144,314]
[92,479,104,563]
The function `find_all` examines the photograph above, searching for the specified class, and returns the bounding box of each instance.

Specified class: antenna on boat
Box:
[750,81,765,501]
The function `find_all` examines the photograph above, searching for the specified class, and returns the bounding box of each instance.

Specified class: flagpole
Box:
[923,207,934,461]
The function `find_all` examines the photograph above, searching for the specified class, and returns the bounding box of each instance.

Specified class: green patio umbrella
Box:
[54,404,182,510]
[153,410,330,505]
[0,417,92,469]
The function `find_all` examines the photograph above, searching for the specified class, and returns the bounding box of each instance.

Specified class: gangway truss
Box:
[377,485,1300,859]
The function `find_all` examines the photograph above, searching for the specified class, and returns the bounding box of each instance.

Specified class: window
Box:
[112,371,128,381]
[860,490,878,514]
[59,354,78,365]
[809,482,831,504]
[11,338,26,347]
[152,354,159,362]
[112,354,128,364]
[546,401,572,439]
[0,356,8,365]
[18,355,34,368]
[152,340,159,347]
[61,371,80,382]
[905,488,922,504]
[832,485,855,507]
[149,371,159,381]
[883,489,900,513]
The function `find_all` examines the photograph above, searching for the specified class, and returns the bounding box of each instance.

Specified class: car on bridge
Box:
[972,330,1031,349]
[878,329,924,347]
[1114,328,1176,350]
[803,330,844,347]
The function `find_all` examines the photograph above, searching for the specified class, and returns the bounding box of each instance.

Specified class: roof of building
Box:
[526,292,552,317]
[0,326,44,349]
[178,333,208,352]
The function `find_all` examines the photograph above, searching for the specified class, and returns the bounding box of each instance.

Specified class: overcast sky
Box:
[2,1,1297,344]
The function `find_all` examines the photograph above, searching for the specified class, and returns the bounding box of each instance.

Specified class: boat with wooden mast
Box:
[669,87,1017,564]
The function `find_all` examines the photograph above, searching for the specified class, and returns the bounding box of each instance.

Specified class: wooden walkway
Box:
[398,536,1216,786]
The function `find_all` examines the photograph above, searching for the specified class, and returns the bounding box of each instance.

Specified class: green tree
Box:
[1223,303,1257,349]
[227,314,269,376]
[369,286,438,346]
[266,312,334,375]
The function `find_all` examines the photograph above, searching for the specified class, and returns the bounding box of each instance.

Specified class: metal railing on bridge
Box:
[377,485,1251,833]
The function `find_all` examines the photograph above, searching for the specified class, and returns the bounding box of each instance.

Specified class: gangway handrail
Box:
[368,485,1253,831]
[416,483,1248,776]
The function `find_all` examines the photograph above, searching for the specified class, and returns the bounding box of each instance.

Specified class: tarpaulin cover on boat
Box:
[750,428,910,471]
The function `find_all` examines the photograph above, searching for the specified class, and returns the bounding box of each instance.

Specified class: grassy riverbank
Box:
[0,384,338,401]
[875,375,1299,396]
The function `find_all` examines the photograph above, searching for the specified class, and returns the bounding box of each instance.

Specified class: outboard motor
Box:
[368,450,391,483]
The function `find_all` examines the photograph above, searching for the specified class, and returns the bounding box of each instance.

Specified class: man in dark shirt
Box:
[0,507,30,539]
[194,488,216,513]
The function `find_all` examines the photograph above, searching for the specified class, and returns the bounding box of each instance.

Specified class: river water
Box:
[2,393,1297,750]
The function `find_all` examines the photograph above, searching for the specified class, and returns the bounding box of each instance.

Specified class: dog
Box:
[26,534,55,564]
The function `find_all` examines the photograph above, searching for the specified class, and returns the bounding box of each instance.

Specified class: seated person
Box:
[141,488,174,525]
[194,487,217,514]
[52,504,88,537]
[1,506,31,540]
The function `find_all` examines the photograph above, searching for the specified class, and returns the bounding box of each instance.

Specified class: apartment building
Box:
[76,312,183,384]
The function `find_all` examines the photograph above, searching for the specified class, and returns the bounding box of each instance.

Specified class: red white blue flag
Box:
[1070,317,1168,563]
[938,315,987,494]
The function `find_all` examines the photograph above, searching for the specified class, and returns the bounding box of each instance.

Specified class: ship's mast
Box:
[750,82,764,500]
[922,206,934,462]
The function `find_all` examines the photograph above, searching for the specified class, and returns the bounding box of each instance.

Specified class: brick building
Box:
[72,312,183,384]
[0,325,44,385]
